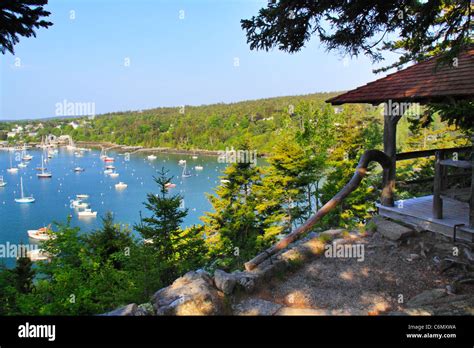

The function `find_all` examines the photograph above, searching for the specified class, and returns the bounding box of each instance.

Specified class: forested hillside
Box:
[2,92,344,153]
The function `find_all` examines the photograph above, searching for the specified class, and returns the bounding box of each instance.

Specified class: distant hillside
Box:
[1,92,345,152]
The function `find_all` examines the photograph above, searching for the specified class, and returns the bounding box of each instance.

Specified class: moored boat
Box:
[15,177,35,203]
[78,208,98,217]
[27,225,54,241]
[115,182,128,189]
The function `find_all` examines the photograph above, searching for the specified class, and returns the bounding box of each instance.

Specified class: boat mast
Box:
[20,177,24,198]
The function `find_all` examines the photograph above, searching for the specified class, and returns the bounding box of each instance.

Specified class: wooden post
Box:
[470,136,474,228]
[381,112,401,207]
[433,151,443,219]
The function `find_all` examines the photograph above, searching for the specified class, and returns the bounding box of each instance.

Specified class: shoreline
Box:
[76,141,269,158]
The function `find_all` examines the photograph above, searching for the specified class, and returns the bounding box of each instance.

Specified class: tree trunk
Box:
[245,149,392,271]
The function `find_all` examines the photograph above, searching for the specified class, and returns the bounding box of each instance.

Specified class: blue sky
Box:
[1,0,398,120]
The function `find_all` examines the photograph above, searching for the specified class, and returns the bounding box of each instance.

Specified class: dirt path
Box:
[233,231,474,315]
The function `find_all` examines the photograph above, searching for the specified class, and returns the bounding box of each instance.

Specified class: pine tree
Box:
[85,211,134,269]
[134,167,206,282]
[257,102,339,237]
[14,246,35,294]
[202,143,266,270]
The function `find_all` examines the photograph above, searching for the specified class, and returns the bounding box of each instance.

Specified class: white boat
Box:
[182,162,192,178]
[71,199,89,209]
[115,182,128,189]
[165,182,176,189]
[7,152,18,173]
[27,225,54,241]
[109,172,120,178]
[78,208,97,217]
[192,155,198,159]
[0,176,6,187]
[76,194,89,200]
[18,162,28,168]
[147,155,157,160]
[37,155,52,178]
[26,248,50,261]
[21,146,33,161]
[15,177,35,203]
[195,165,204,171]
[104,169,113,175]
[178,159,186,165]
[105,165,115,170]
[74,167,85,172]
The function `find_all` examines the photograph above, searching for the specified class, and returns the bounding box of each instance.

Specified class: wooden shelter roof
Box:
[327,47,474,105]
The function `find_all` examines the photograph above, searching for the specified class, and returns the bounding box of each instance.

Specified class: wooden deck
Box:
[377,195,474,242]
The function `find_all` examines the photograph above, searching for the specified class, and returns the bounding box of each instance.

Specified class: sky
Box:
[0,0,399,120]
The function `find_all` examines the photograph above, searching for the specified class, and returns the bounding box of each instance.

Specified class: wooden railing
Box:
[395,146,471,161]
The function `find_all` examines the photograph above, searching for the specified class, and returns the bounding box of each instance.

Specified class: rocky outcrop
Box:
[151,270,224,315]
[213,269,237,294]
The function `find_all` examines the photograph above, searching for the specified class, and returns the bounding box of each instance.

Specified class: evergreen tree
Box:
[134,168,206,282]
[0,0,53,54]
[202,143,267,270]
[320,107,383,228]
[13,246,35,294]
[0,264,19,315]
[85,212,134,268]
[241,1,471,72]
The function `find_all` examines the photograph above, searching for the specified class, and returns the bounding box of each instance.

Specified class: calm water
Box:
[0,148,233,266]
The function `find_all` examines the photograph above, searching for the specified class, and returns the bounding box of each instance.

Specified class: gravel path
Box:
[236,231,473,315]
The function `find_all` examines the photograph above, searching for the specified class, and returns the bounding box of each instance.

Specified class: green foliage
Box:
[241,1,472,72]
[0,0,53,55]
[320,106,383,228]
[202,141,270,271]
[0,96,470,315]
[3,93,340,153]
[134,168,207,283]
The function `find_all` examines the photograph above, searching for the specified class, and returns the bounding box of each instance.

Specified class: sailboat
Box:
[21,145,33,161]
[36,151,47,171]
[37,155,52,178]
[182,162,192,178]
[15,177,35,203]
[0,176,6,187]
[7,152,19,173]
